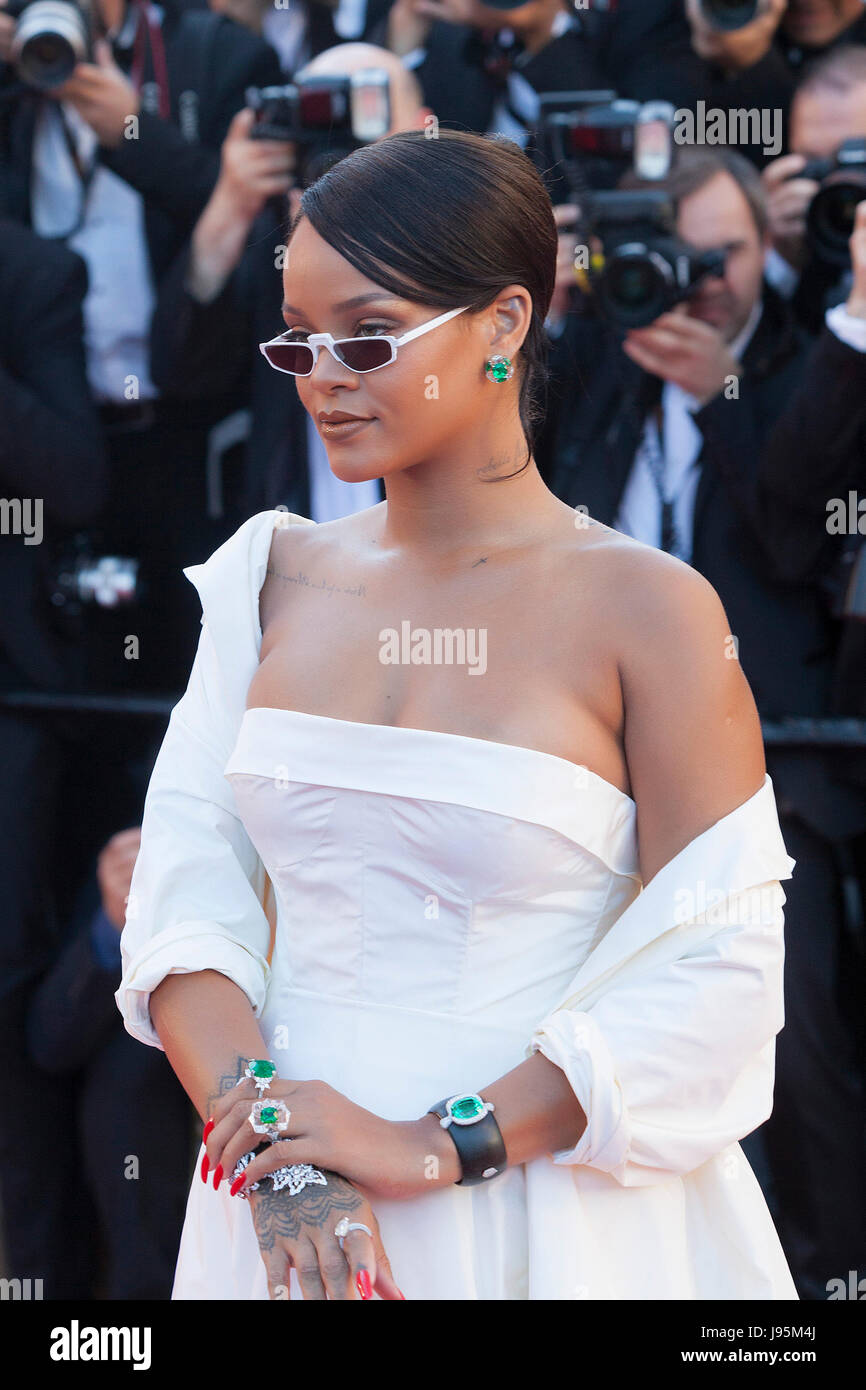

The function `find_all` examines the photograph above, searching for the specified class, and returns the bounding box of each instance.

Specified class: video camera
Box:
[798,139,866,269]
[245,69,390,189]
[535,93,726,329]
[5,0,93,90]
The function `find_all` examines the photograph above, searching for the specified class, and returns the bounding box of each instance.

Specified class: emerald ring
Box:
[244,1059,277,1095]
[249,1099,291,1141]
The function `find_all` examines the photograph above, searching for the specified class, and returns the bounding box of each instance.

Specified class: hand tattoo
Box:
[250,1171,365,1252]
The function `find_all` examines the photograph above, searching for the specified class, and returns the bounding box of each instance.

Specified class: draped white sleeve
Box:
[115,509,315,1049]
[527,776,796,1188]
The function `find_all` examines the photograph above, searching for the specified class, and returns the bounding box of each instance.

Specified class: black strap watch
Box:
[428,1093,508,1187]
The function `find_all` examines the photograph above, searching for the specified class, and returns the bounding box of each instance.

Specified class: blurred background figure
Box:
[25,823,193,1298]
[0,218,110,1297]
[545,136,866,1300]
[208,0,394,74]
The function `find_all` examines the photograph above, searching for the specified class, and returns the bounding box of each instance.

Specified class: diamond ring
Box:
[334,1217,373,1249]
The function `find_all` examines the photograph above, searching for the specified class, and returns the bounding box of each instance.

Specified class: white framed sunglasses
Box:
[259,304,470,377]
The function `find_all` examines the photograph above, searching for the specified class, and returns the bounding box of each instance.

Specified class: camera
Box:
[245,69,390,188]
[798,139,866,269]
[697,0,762,31]
[535,93,725,328]
[577,190,726,329]
[6,0,92,90]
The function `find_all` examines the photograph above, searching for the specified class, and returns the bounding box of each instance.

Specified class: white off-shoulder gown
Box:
[115,509,800,1300]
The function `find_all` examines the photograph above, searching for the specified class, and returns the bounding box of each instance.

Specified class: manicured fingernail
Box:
[230,1173,246,1196]
[212,1163,223,1189]
[357,1269,372,1300]
[200,1153,209,1183]
[398,1288,406,1299]
[203,1118,215,1141]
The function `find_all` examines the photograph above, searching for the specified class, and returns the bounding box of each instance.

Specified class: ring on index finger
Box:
[334,1217,373,1251]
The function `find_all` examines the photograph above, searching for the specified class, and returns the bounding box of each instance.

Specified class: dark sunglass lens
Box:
[337,339,393,371]
[266,342,314,375]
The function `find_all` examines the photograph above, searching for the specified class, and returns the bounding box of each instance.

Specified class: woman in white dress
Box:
[117,128,799,1300]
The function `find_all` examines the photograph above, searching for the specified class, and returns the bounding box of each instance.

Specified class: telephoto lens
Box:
[10,0,91,89]
[805,140,866,268]
[698,0,761,32]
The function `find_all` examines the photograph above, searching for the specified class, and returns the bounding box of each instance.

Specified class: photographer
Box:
[762,44,866,331]
[0,0,282,697]
[385,0,607,143]
[548,145,866,1299]
[208,0,394,75]
[686,0,866,76]
[0,219,112,1297]
[386,0,751,148]
[150,43,431,522]
[22,818,194,1298]
[683,0,866,160]
[756,200,866,582]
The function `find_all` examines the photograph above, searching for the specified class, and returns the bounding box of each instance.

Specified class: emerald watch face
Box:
[447,1093,489,1125]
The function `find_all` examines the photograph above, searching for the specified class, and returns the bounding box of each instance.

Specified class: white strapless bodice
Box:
[221,706,642,1124]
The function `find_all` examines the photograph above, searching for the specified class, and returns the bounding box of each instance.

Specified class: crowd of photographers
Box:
[0,0,864,1301]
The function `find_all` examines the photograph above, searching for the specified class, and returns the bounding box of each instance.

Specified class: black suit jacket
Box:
[0,221,108,690]
[547,285,866,842]
[0,1,282,283]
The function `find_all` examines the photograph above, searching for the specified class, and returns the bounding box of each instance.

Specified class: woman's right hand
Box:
[248,1168,405,1300]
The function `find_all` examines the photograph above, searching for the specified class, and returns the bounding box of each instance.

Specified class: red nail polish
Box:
[212,1163,223,1189]
[203,1118,215,1142]
[200,1153,209,1183]
[230,1173,246,1196]
[357,1269,372,1300]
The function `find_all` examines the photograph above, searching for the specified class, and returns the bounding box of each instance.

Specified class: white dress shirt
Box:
[31,100,158,404]
[613,299,764,564]
[262,4,311,75]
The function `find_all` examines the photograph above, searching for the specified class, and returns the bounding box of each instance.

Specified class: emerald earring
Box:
[484,355,514,383]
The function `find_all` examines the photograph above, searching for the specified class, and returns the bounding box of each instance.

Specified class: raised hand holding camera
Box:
[622,305,742,407]
[185,106,295,304]
[685,0,787,70]
[762,151,821,271]
[50,36,138,147]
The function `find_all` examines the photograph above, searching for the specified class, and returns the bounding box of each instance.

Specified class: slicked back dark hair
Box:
[291,129,558,472]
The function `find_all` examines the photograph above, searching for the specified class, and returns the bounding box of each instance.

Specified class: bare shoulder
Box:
[569,527,766,884]
[259,505,384,636]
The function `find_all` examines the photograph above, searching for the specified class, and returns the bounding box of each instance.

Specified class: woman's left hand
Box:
[202,1075,457,1201]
